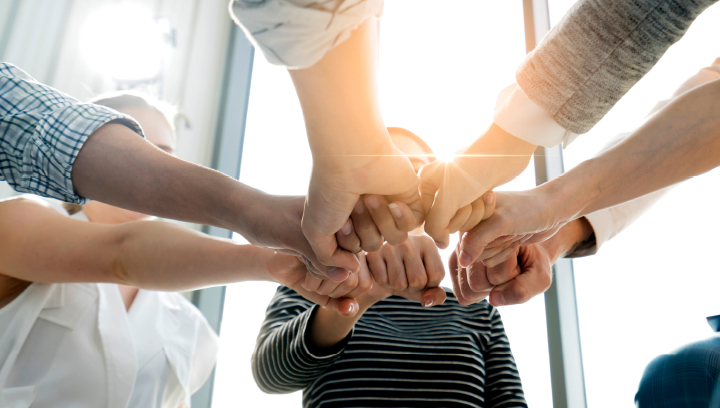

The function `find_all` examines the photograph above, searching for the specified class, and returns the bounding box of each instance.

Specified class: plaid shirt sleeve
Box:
[0,62,144,204]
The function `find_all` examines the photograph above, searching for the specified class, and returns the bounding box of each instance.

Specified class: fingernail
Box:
[493,291,506,306]
[459,251,473,267]
[435,241,448,250]
[341,220,352,236]
[484,192,495,206]
[367,195,380,209]
[328,267,350,282]
[388,203,402,218]
[354,200,364,214]
[423,297,434,307]
[345,303,355,316]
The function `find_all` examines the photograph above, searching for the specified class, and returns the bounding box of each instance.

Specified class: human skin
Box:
[449,217,594,307]
[307,236,447,350]
[288,18,425,275]
[460,77,720,269]
[1,107,358,315]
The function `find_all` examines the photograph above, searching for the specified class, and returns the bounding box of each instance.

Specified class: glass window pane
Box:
[551,1,720,406]
[212,2,551,406]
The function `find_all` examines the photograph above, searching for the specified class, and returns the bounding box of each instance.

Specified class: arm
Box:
[255,236,449,391]
[252,286,351,394]
[421,0,719,246]
[0,63,355,280]
[460,77,720,267]
[307,235,448,350]
[483,308,527,407]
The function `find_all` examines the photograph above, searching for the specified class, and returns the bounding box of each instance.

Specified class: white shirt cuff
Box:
[493,83,579,148]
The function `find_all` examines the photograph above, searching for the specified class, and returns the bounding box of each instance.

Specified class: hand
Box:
[419,123,536,248]
[264,251,361,317]
[458,189,568,268]
[450,218,595,306]
[448,242,552,307]
[243,194,370,286]
[363,235,447,307]
[303,142,424,273]
[335,194,417,254]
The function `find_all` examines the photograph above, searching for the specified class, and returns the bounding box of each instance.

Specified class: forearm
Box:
[288,17,391,158]
[253,287,350,394]
[307,295,380,350]
[544,79,720,222]
[114,220,273,291]
[541,217,595,264]
[72,123,264,236]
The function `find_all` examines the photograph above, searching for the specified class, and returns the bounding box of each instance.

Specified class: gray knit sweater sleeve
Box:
[517,0,718,134]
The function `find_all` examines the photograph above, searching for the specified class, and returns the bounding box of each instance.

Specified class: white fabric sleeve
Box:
[567,127,675,257]
[493,83,580,148]
[229,0,384,69]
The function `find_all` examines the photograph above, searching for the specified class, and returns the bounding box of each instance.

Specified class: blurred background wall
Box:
[0,0,233,219]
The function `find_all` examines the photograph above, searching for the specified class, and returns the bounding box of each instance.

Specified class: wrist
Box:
[541,218,594,263]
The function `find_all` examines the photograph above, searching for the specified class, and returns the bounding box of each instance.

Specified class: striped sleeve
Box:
[251,286,352,394]
[0,62,144,203]
[483,308,527,408]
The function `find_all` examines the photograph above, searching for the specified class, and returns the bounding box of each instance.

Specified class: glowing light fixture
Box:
[79,3,172,82]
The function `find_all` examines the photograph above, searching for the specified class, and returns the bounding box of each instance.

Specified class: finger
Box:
[345,252,374,298]
[418,161,441,216]
[480,191,496,221]
[464,259,493,293]
[458,264,492,305]
[486,250,521,286]
[302,271,323,292]
[366,250,389,287]
[421,238,446,288]
[489,263,552,307]
[449,245,491,304]
[483,235,532,268]
[459,199,485,233]
[315,278,342,296]
[480,235,526,261]
[447,204,472,234]
[328,269,359,298]
[418,162,455,245]
[292,281,359,317]
[448,250,472,305]
[420,286,447,307]
[386,248,408,290]
[365,195,408,246]
[350,198,384,252]
[387,200,420,233]
[302,194,361,277]
[325,297,360,317]
[336,219,362,253]
[401,245,428,294]
[458,215,508,267]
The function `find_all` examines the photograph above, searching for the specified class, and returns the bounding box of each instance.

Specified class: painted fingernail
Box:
[354,200,364,214]
[341,220,353,236]
[484,192,495,206]
[388,203,402,218]
[423,297,434,307]
[345,303,355,316]
[493,291,506,306]
[366,195,381,209]
[459,251,473,267]
[328,267,350,282]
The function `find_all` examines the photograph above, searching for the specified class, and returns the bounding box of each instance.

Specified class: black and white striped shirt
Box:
[252,286,527,408]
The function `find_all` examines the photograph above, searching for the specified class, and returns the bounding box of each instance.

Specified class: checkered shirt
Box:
[0,62,144,204]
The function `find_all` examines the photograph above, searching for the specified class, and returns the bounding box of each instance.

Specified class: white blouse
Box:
[0,198,219,408]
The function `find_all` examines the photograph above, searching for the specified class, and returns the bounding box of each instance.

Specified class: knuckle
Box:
[389,276,407,290]
[407,273,427,289]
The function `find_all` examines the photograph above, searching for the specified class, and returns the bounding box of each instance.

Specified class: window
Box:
[551,1,720,406]
[212,1,553,407]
